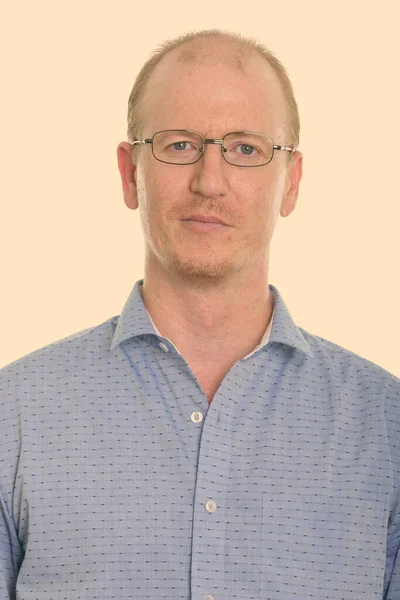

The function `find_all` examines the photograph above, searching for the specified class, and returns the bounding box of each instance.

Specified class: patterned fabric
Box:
[1,278,399,600]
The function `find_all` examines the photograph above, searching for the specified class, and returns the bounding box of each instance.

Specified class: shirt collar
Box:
[110,278,312,357]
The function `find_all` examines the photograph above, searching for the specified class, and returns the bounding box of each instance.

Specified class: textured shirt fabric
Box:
[1,279,400,600]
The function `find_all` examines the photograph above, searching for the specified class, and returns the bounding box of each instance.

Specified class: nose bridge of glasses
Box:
[202,138,226,155]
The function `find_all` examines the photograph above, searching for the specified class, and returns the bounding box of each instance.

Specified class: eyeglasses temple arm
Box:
[274,144,296,154]
[132,139,153,146]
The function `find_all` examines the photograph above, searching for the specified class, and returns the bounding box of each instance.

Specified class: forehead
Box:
[141,43,288,138]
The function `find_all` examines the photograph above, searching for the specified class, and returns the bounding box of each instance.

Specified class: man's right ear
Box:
[117,142,139,210]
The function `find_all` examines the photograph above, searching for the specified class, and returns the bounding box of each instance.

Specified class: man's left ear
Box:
[280,151,303,218]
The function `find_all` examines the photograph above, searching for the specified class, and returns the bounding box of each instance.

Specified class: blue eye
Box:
[172,141,190,151]
[239,144,255,155]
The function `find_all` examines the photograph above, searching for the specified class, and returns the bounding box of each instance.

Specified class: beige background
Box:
[1,1,399,377]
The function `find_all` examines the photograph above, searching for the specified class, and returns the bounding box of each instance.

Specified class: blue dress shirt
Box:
[1,278,399,600]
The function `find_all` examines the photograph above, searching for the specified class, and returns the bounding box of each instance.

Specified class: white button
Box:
[159,342,169,352]
[191,411,203,423]
[204,595,215,600]
[205,499,217,513]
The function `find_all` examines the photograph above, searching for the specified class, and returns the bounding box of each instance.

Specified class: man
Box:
[1,29,399,600]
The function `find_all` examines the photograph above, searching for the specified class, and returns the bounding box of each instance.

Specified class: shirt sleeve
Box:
[383,374,400,599]
[0,489,21,599]
[0,365,24,599]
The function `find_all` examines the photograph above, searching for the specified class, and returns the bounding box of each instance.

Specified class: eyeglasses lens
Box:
[223,133,273,166]
[153,131,203,164]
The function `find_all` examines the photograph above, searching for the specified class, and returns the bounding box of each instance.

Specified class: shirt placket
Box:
[190,404,233,600]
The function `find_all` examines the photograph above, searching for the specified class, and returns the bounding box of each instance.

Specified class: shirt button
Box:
[205,499,217,513]
[190,411,203,423]
[159,342,169,352]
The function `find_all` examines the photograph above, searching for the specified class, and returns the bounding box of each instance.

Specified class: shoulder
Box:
[0,315,118,392]
[299,326,400,397]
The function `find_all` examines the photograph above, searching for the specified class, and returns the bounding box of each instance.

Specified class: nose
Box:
[189,142,229,198]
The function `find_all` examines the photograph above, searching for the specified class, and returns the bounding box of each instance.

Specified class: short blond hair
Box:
[126,29,300,155]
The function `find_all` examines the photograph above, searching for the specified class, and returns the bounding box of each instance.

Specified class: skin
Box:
[117,41,303,403]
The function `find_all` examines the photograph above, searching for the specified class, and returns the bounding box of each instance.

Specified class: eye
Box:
[237,143,257,156]
[166,138,201,153]
[170,141,192,151]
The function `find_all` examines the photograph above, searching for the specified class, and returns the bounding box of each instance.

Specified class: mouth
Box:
[181,219,228,233]
[182,214,230,226]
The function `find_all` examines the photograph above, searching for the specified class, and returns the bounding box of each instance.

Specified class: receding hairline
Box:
[127,29,300,156]
[142,37,282,107]
[140,40,288,132]
[172,35,253,73]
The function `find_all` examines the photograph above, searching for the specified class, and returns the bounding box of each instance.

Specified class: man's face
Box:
[118,46,302,286]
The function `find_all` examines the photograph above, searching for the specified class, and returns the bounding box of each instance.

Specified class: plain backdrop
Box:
[1,1,399,377]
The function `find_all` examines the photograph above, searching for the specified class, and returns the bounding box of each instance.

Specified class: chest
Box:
[20,384,391,599]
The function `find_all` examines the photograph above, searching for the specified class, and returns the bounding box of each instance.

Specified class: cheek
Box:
[141,161,189,208]
[138,164,193,238]
[239,172,284,231]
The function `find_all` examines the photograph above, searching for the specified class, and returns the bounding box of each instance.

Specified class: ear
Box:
[280,151,303,218]
[117,142,139,210]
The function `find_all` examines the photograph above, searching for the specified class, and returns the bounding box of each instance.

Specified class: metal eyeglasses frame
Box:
[131,129,296,167]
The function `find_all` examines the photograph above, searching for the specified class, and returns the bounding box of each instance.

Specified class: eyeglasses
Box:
[131,129,296,167]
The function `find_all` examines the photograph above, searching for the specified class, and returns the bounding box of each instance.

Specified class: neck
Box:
[139,264,274,363]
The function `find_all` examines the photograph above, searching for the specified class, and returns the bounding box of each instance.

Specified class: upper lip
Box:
[183,214,229,225]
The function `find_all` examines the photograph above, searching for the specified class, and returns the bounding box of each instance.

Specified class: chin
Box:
[168,254,239,284]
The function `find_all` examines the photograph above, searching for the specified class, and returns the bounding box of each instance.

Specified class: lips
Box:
[183,214,228,226]
[182,220,227,233]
